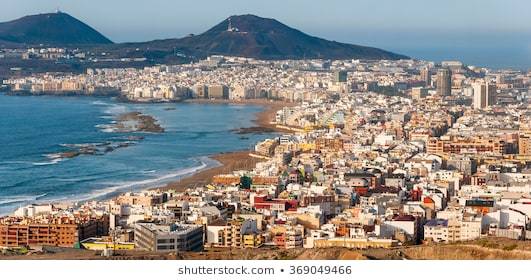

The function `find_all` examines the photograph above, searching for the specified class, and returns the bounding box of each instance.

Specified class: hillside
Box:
[173,14,407,60]
[0,12,112,45]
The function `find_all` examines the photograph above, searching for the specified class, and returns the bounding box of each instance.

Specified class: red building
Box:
[254,195,297,212]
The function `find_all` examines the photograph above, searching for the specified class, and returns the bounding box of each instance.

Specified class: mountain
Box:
[0,12,406,62]
[0,12,112,45]
[170,14,407,60]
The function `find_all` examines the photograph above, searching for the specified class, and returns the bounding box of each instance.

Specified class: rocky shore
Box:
[49,111,164,162]
[112,112,165,133]
[48,136,145,161]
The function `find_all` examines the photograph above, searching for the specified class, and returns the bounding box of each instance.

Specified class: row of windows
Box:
[157,245,176,250]
[157,238,175,244]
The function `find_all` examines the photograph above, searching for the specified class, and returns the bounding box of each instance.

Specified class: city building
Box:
[420,67,431,86]
[473,80,497,109]
[436,68,452,96]
[334,70,348,83]
[134,223,204,252]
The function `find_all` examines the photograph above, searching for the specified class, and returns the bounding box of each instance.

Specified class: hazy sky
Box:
[1,0,530,68]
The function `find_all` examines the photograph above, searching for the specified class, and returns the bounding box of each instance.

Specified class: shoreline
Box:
[156,99,295,192]
[156,151,266,192]
[185,98,297,133]
[92,99,287,196]
[0,97,294,215]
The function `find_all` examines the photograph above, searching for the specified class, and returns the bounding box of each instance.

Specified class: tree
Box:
[240,175,252,189]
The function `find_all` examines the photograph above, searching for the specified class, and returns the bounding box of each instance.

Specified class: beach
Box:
[0,95,278,215]
[159,151,266,192]
[158,99,293,192]
[0,96,290,214]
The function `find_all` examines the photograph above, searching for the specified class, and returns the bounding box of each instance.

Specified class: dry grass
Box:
[2,237,530,260]
[404,244,531,260]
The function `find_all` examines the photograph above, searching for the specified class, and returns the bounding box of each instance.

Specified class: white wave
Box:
[95,124,117,133]
[0,193,47,206]
[32,158,63,166]
[60,142,104,148]
[101,128,117,133]
[109,162,207,189]
[45,153,63,159]
[103,104,128,115]
[3,157,220,213]
[91,101,110,106]
[74,160,214,202]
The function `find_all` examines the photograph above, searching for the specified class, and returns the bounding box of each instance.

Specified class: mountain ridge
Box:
[0,12,408,61]
[0,12,112,45]
[170,14,408,60]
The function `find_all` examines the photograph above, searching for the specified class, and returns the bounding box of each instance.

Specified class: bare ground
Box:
[4,238,529,260]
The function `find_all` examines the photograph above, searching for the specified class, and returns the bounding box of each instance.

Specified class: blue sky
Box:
[1,0,530,68]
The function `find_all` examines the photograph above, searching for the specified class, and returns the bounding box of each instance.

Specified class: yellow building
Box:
[217,219,261,248]
[311,238,398,249]
[243,234,264,248]
[519,135,531,155]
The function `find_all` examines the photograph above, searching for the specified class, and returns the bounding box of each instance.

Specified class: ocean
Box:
[0,93,274,215]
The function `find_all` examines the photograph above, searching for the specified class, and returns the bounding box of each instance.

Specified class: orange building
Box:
[315,137,344,151]
[212,175,241,185]
[0,223,78,248]
[212,175,279,186]
[427,136,508,157]
[0,215,109,248]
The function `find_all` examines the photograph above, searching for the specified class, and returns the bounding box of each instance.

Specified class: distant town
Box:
[1,53,530,259]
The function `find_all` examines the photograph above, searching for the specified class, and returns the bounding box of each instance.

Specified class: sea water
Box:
[0,93,274,214]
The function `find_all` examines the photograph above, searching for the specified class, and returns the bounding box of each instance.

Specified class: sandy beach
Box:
[159,151,266,192]
[158,99,294,192]
[0,98,291,215]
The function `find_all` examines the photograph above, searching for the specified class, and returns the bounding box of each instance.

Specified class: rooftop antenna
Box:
[227,17,238,32]
[227,17,233,32]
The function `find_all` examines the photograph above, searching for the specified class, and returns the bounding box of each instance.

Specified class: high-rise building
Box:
[333,70,348,83]
[420,67,431,86]
[436,68,452,96]
[519,117,531,156]
[472,81,497,109]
